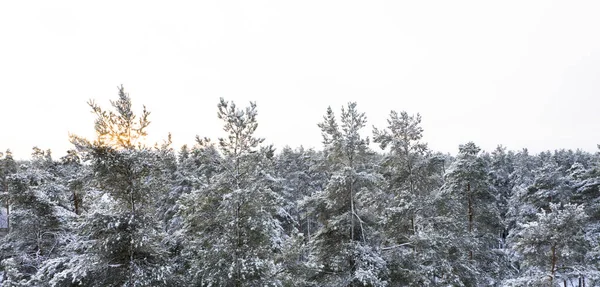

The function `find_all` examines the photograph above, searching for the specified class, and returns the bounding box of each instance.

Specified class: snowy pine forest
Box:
[1,87,599,287]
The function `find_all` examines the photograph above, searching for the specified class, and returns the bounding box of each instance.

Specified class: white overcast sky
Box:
[1,1,600,159]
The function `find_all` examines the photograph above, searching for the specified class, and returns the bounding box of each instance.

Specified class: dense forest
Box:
[0,86,598,287]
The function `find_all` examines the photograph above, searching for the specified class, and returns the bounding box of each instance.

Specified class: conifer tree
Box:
[373,111,445,285]
[0,150,18,232]
[439,142,501,285]
[0,148,75,286]
[510,203,591,286]
[179,98,283,286]
[62,85,169,286]
[306,103,387,286]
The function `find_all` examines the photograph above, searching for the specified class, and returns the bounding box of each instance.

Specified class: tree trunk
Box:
[411,216,417,252]
[5,180,9,232]
[350,187,355,241]
[550,244,557,287]
[349,156,355,242]
[307,213,311,240]
[73,190,79,215]
[235,202,241,287]
[467,182,473,260]
[5,198,9,233]
[128,177,136,287]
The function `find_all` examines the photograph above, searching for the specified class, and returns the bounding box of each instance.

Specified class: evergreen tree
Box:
[0,150,18,232]
[61,85,170,286]
[486,146,517,282]
[439,142,501,285]
[179,98,283,286]
[509,203,591,286]
[373,110,445,285]
[275,147,327,242]
[487,146,514,245]
[306,103,387,286]
[274,147,328,285]
[0,148,74,286]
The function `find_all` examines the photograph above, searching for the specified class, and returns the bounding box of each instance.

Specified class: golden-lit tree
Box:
[70,85,150,150]
[64,86,170,286]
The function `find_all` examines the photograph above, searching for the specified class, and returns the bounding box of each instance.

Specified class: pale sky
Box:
[1,1,600,159]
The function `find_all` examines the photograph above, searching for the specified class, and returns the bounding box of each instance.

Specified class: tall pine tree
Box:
[306,103,387,286]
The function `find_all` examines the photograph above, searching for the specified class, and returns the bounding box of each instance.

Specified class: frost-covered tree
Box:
[373,111,445,285]
[488,146,514,243]
[484,146,518,282]
[0,148,75,286]
[275,147,327,241]
[373,111,428,238]
[0,150,18,231]
[273,147,328,285]
[438,142,501,285]
[60,85,170,286]
[179,98,283,286]
[509,203,592,286]
[57,149,86,215]
[506,149,538,243]
[306,103,387,286]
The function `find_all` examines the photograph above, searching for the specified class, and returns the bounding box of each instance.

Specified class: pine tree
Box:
[275,147,327,242]
[274,147,328,285]
[0,148,75,286]
[62,85,170,286]
[0,150,18,232]
[439,142,501,285]
[509,203,591,286]
[487,146,514,246]
[306,103,387,286]
[58,149,85,215]
[373,111,445,285]
[179,98,283,286]
[485,146,518,283]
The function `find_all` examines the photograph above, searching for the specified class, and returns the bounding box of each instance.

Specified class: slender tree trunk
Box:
[350,186,355,242]
[467,183,473,260]
[349,156,354,242]
[550,244,557,287]
[129,177,136,287]
[5,180,9,232]
[406,148,417,252]
[411,216,417,252]
[234,150,241,287]
[73,190,79,215]
[5,198,9,233]
[235,202,241,287]
[307,214,311,240]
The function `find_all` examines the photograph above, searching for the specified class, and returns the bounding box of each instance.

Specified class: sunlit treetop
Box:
[70,85,150,151]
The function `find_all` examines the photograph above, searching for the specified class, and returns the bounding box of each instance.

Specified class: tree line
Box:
[0,86,598,286]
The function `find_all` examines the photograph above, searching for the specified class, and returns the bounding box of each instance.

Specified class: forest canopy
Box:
[0,86,598,286]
